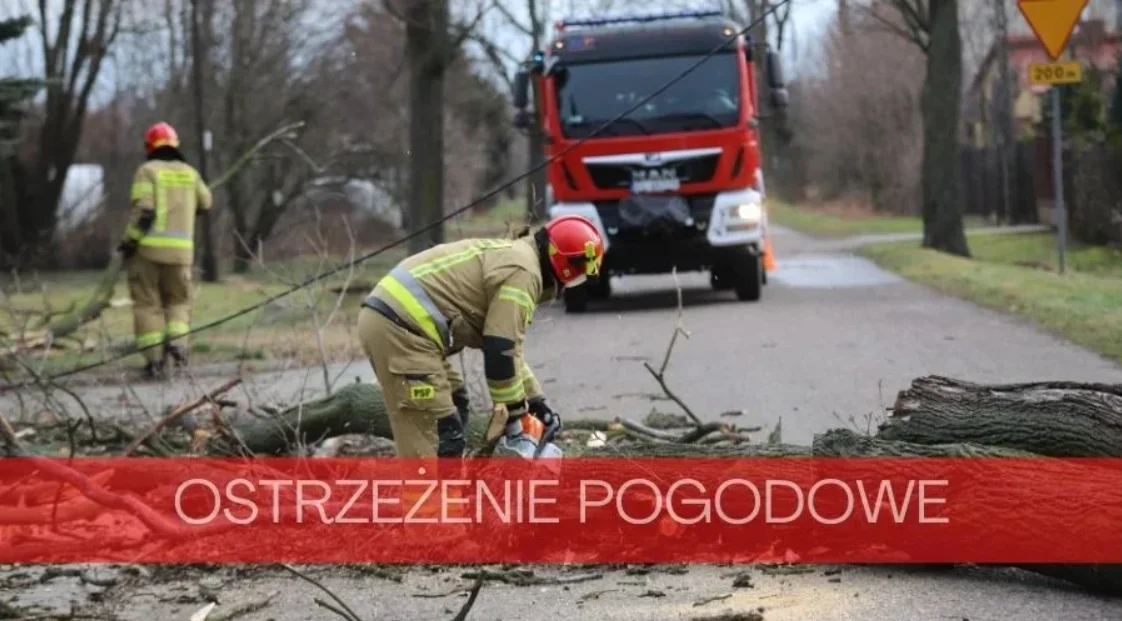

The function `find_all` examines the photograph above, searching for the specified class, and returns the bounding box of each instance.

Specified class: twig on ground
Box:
[678,422,728,444]
[123,377,243,455]
[693,593,733,607]
[0,408,21,450]
[208,591,280,621]
[615,417,677,442]
[280,564,364,621]
[449,574,486,621]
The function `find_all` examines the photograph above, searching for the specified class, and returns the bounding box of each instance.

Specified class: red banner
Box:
[1,457,1120,564]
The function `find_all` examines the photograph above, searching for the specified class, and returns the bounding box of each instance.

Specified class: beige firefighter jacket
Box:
[121,159,213,265]
[365,236,555,407]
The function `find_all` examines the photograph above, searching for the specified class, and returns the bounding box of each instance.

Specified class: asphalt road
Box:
[524,225,1122,445]
[4,224,1122,620]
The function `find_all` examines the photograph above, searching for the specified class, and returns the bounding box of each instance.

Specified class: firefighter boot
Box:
[144,359,166,380]
[165,343,189,368]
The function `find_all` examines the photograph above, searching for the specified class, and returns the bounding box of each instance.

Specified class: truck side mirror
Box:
[770,87,789,109]
[513,70,530,110]
[765,49,786,90]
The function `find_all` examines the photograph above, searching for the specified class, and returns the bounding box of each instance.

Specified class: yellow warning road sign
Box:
[1028,61,1083,85]
[1018,0,1089,60]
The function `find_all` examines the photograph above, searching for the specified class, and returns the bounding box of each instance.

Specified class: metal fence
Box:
[960,141,1040,224]
[961,137,1122,245]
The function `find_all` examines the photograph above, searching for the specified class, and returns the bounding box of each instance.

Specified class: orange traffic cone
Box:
[763,234,777,272]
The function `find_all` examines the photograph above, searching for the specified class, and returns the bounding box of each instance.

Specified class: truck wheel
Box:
[710,267,734,291]
[587,275,611,299]
[564,285,588,313]
[733,254,763,302]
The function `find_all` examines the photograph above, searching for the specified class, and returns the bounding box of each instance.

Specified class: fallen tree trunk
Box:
[814,429,1122,596]
[208,382,809,458]
[880,376,1122,457]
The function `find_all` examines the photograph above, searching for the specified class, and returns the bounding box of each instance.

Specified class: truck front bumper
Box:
[548,187,766,275]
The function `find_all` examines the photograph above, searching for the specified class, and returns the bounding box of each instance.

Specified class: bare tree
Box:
[385,0,491,253]
[863,0,971,256]
[793,13,924,211]
[0,0,128,268]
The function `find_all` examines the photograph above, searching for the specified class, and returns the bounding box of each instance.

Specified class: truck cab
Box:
[513,9,788,312]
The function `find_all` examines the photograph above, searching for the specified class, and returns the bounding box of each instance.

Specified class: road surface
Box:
[3,225,1122,620]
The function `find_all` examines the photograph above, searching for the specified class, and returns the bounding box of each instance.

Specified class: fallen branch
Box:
[208,591,280,621]
[641,269,701,426]
[124,377,242,455]
[614,417,677,442]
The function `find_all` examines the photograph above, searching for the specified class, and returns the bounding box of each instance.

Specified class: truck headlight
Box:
[735,202,762,222]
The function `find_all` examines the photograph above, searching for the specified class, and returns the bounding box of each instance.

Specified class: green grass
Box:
[769,202,987,238]
[860,232,1122,363]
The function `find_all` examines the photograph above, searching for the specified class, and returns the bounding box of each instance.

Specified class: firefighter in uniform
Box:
[357,214,605,463]
[117,122,213,378]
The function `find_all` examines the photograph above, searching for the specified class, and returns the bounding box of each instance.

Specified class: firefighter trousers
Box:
[357,306,466,458]
[127,256,193,363]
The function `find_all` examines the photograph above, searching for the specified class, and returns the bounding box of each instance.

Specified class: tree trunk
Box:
[406,0,448,255]
[880,375,1122,457]
[920,0,970,256]
[210,381,814,458]
[526,99,547,221]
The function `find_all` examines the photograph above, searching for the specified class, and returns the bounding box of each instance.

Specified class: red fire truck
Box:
[513,9,788,312]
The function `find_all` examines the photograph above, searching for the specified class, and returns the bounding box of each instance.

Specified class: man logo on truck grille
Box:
[631,166,680,194]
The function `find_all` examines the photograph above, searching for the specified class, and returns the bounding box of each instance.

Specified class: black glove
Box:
[528,396,562,437]
[116,239,138,259]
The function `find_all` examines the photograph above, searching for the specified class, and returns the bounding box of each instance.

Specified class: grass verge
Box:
[769,202,987,238]
[859,232,1122,363]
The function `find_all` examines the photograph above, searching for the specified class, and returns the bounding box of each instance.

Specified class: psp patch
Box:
[410,384,436,401]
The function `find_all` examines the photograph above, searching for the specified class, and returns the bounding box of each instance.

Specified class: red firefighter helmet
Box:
[144,122,180,154]
[544,215,605,287]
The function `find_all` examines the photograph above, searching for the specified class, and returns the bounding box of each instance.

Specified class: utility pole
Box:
[191,0,219,282]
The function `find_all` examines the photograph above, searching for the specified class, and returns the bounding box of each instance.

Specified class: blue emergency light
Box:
[556,9,723,31]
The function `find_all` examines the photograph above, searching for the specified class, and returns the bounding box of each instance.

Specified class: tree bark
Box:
[191,0,219,283]
[919,0,970,256]
[405,0,449,254]
[880,375,1122,457]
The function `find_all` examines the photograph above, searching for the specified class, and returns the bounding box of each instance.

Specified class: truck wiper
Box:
[568,117,650,135]
[654,112,725,129]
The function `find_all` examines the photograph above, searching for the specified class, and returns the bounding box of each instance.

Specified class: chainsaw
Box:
[485,403,564,467]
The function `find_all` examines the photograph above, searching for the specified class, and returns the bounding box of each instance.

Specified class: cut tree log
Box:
[880,376,1122,457]
[814,429,1122,596]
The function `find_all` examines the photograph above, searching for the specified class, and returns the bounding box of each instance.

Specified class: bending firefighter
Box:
[357,215,605,462]
[117,122,213,378]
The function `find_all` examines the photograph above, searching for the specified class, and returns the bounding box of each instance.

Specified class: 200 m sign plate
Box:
[1028,61,1082,86]
[631,167,680,194]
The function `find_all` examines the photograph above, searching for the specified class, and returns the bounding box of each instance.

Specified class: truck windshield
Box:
[554,53,742,139]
